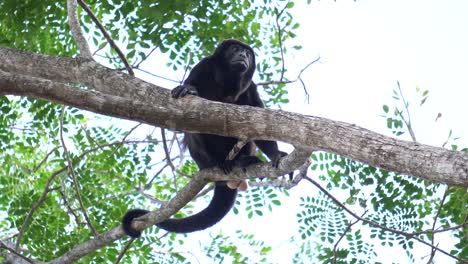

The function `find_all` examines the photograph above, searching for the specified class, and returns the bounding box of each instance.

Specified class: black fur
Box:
[122,39,289,237]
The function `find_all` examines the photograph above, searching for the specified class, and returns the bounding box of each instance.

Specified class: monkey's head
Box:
[214,39,256,79]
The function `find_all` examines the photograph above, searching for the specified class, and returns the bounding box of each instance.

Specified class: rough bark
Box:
[0,46,466,187]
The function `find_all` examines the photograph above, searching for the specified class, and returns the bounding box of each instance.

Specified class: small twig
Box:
[413,222,467,236]
[133,46,158,69]
[138,191,165,205]
[161,128,176,171]
[274,2,290,81]
[396,81,417,142]
[58,188,81,227]
[257,56,321,87]
[161,128,179,190]
[59,106,98,236]
[333,213,366,264]
[130,67,180,83]
[0,231,18,241]
[427,187,449,263]
[77,0,134,76]
[14,139,156,250]
[114,238,136,264]
[15,185,56,250]
[92,42,108,56]
[146,163,170,187]
[257,56,320,103]
[194,184,215,199]
[0,241,34,264]
[304,176,464,262]
[180,53,192,85]
[66,0,92,59]
[108,123,142,157]
[32,145,61,173]
[227,139,249,161]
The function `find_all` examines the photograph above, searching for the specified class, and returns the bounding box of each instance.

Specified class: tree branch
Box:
[0,51,466,186]
[59,107,98,236]
[66,0,92,59]
[77,0,134,76]
[44,146,311,263]
[304,176,465,262]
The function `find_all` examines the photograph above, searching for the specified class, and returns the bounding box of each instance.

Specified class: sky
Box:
[275,1,467,263]
[287,0,468,148]
[134,1,468,263]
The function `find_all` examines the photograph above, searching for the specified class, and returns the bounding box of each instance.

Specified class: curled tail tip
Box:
[122,209,149,238]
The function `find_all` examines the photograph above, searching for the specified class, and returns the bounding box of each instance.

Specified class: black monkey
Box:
[122,39,289,237]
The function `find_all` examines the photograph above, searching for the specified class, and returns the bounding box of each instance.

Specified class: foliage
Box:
[0,0,466,263]
[203,231,272,263]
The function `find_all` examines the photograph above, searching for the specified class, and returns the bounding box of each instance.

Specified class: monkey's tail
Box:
[122,182,237,237]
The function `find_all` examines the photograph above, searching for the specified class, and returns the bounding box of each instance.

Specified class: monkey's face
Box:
[224,44,252,73]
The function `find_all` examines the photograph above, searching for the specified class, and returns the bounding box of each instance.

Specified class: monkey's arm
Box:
[171,59,215,99]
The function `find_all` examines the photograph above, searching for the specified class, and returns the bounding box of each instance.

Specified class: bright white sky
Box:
[136,1,468,263]
[287,0,468,148]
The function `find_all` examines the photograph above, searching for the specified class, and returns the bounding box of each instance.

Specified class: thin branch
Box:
[0,241,34,264]
[413,222,467,236]
[227,139,248,161]
[66,0,92,59]
[59,106,98,236]
[46,147,311,263]
[109,123,143,158]
[248,156,310,190]
[15,181,57,250]
[161,128,176,171]
[32,146,61,173]
[57,188,81,227]
[92,42,108,56]
[131,67,180,83]
[146,163,170,187]
[134,46,158,69]
[396,81,417,142]
[304,176,464,262]
[333,213,366,264]
[0,231,18,242]
[180,52,192,85]
[194,184,215,199]
[257,56,320,103]
[13,139,157,250]
[77,0,134,76]
[427,187,449,263]
[257,56,320,87]
[114,238,135,264]
[274,2,290,81]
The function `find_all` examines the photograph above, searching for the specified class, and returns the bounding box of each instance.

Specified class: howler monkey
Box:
[122,39,289,237]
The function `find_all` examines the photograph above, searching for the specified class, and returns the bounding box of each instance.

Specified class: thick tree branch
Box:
[0,51,467,187]
[0,48,466,186]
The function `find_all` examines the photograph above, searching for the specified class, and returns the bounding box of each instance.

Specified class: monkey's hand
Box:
[171,84,198,98]
[271,151,294,180]
[218,156,261,174]
[220,156,261,191]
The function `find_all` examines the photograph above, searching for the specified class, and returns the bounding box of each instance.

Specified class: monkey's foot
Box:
[227,180,249,191]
